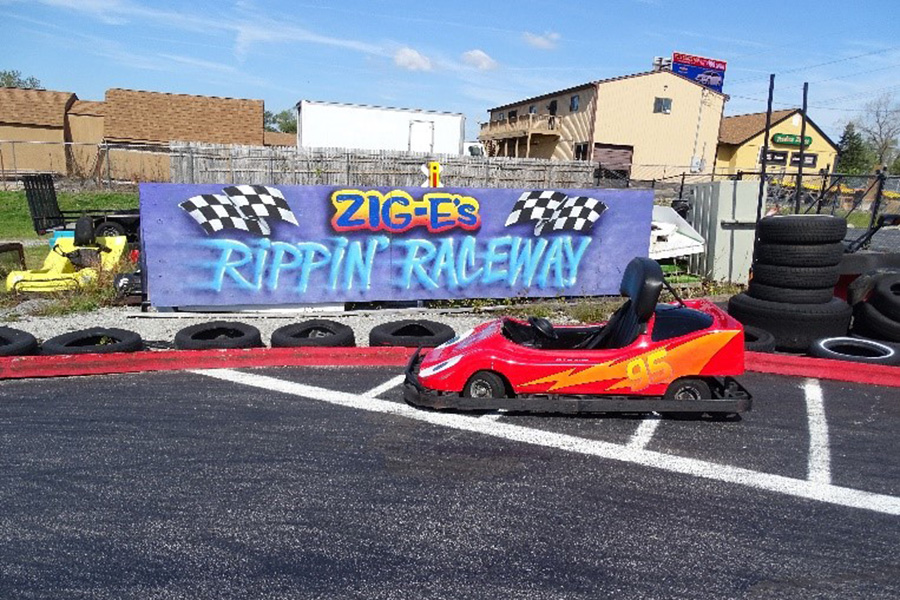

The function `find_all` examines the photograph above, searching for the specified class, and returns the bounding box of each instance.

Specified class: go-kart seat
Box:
[583,257,664,350]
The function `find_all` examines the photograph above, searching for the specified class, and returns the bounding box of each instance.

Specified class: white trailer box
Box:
[296,100,465,154]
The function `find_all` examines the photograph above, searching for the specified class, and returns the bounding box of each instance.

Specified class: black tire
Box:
[174,321,263,350]
[846,269,898,306]
[662,378,712,418]
[728,293,852,352]
[42,327,143,355]
[809,336,900,366]
[271,319,355,348]
[746,281,834,304]
[0,326,38,356]
[369,320,455,348]
[869,273,900,323]
[463,371,508,399]
[757,215,847,244]
[754,242,845,267]
[94,220,127,238]
[851,302,900,343]
[751,263,840,290]
[743,325,776,353]
[73,215,96,246]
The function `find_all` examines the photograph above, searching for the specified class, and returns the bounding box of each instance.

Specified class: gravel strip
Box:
[2,305,494,348]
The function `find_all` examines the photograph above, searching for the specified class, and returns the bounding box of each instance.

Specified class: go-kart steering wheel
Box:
[528,316,558,340]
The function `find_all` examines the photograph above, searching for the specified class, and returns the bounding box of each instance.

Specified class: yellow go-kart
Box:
[6,217,128,293]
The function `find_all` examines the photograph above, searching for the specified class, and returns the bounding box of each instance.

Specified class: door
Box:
[408,120,435,152]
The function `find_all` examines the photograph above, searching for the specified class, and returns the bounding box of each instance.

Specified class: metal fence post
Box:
[678,172,686,200]
[869,169,886,232]
[11,141,18,179]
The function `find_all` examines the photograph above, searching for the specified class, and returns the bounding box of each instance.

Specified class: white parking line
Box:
[193,368,900,516]
[365,374,405,398]
[627,416,661,450]
[803,379,831,485]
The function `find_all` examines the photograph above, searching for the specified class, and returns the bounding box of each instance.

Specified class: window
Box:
[528,105,536,114]
[548,99,558,115]
[507,109,518,121]
[574,142,590,161]
[760,149,788,165]
[570,94,580,112]
[653,97,672,114]
[790,152,818,168]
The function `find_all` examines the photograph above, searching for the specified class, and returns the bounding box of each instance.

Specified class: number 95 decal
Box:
[626,349,673,391]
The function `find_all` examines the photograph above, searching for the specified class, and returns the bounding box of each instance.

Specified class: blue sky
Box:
[3,0,899,140]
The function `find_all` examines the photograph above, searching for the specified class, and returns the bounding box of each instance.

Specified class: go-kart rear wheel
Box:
[463,371,507,399]
[664,378,712,419]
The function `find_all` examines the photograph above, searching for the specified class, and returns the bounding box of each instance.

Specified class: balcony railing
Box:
[479,113,561,139]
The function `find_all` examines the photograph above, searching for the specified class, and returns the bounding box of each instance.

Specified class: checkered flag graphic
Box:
[505,191,567,227]
[179,194,270,235]
[535,195,607,235]
[222,185,299,226]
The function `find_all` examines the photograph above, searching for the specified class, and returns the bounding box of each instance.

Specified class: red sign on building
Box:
[672,52,727,72]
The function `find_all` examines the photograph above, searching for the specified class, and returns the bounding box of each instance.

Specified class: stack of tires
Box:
[728,215,852,352]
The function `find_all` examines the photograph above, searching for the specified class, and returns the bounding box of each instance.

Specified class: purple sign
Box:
[139,184,652,307]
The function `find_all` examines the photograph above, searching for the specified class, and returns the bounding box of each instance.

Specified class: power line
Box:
[728,45,900,84]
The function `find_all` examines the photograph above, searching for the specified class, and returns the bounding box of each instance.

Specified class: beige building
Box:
[0,87,76,175]
[479,71,727,179]
[716,109,838,175]
[0,86,278,181]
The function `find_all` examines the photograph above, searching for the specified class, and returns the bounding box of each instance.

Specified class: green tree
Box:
[264,109,296,133]
[264,110,278,132]
[888,155,900,176]
[835,122,875,174]
[0,69,41,89]
[273,109,297,134]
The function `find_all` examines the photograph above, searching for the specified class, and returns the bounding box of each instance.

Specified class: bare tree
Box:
[855,93,900,167]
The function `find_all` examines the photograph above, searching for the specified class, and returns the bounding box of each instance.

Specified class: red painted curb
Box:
[0,346,416,380]
[2,346,897,388]
[746,351,900,388]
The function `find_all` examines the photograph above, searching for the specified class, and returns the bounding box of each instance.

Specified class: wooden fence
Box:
[169,142,597,188]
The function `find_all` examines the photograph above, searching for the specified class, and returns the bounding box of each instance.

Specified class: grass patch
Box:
[0,189,138,240]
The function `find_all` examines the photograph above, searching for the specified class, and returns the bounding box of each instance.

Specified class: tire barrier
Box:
[728,294,852,352]
[729,215,849,351]
[0,326,39,357]
[743,325,776,353]
[369,319,456,348]
[42,327,143,355]
[809,336,900,366]
[271,319,355,348]
[174,321,263,350]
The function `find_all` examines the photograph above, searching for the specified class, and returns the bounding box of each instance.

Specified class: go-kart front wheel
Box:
[463,371,507,399]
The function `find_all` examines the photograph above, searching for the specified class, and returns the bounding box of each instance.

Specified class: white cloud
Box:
[394,47,432,71]
[523,31,560,50]
[461,49,497,71]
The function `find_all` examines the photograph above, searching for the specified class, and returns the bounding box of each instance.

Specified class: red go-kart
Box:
[404,257,752,416]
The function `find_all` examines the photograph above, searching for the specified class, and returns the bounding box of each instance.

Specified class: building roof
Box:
[104,88,265,145]
[718,109,797,145]
[487,70,726,112]
[264,131,296,146]
[68,100,106,117]
[718,108,839,151]
[0,87,76,127]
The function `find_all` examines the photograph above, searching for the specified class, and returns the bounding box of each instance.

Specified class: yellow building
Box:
[479,70,727,180]
[716,109,838,175]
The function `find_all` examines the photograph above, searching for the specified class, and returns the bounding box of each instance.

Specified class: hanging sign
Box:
[139,183,653,308]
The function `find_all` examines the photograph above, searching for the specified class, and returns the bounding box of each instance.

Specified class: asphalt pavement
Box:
[0,367,898,599]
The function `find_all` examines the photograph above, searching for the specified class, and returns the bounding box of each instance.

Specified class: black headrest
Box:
[619,257,664,322]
